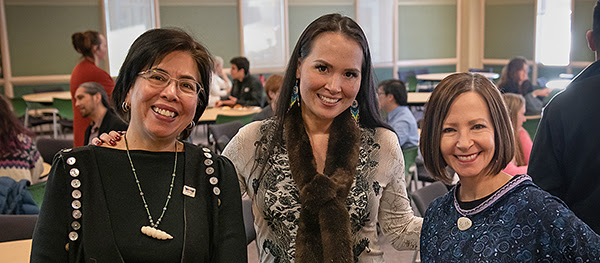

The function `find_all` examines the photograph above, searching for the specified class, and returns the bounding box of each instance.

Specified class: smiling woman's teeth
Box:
[457,153,477,161]
[318,95,339,103]
[152,106,176,117]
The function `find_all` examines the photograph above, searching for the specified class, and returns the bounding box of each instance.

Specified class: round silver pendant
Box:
[457,216,472,231]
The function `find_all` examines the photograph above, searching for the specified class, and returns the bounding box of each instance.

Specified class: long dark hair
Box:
[0,95,35,156]
[254,13,390,176]
[497,57,527,94]
[112,28,213,140]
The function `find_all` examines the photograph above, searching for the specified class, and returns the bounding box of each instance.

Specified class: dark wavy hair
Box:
[112,28,213,140]
[0,95,35,156]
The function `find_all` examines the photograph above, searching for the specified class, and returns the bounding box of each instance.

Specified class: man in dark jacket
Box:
[528,0,600,234]
[74,82,128,145]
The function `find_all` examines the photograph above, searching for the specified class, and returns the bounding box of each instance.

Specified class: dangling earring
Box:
[187,121,196,129]
[122,102,130,113]
[289,79,300,109]
[350,100,359,123]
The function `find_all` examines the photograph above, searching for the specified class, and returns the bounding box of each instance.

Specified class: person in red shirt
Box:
[70,30,115,147]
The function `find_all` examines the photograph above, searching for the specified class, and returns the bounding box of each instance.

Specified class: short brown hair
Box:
[264,74,283,101]
[420,73,514,184]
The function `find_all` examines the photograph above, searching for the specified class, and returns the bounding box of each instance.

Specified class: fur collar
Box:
[285,107,360,263]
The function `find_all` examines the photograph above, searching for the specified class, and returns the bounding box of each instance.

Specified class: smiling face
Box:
[296,32,363,124]
[126,51,199,142]
[441,92,496,178]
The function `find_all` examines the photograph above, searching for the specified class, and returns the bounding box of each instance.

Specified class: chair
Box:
[410,181,448,217]
[523,116,541,140]
[402,146,419,191]
[207,120,244,153]
[405,76,418,92]
[398,70,416,83]
[36,137,73,163]
[215,113,256,125]
[242,198,256,245]
[28,181,47,208]
[10,97,54,130]
[0,214,38,242]
[52,98,74,134]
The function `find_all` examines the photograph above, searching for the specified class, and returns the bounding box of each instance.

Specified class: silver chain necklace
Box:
[125,134,177,240]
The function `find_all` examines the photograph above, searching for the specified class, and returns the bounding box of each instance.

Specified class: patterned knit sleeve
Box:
[222,121,263,197]
[376,128,423,250]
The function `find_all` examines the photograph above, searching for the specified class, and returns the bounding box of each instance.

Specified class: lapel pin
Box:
[183,185,196,198]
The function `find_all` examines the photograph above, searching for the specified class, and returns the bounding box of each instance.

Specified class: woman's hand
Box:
[91,131,124,146]
[532,87,551,97]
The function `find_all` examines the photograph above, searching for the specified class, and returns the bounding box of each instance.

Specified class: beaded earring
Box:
[289,79,300,109]
[350,100,359,123]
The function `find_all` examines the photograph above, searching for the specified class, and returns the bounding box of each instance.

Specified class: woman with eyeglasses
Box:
[31,28,247,263]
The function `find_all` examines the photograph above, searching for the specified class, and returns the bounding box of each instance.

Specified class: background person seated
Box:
[502,93,531,176]
[497,57,551,115]
[0,94,45,185]
[74,82,128,145]
[215,56,263,107]
[377,79,419,149]
[207,56,232,107]
[253,74,283,121]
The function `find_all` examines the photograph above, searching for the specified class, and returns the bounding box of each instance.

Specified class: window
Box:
[535,0,572,66]
[104,0,157,76]
[241,0,287,70]
[357,0,394,65]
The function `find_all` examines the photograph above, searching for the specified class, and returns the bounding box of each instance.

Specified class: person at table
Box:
[74,82,128,145]
[215,56,263,107]
[208,56,232,107]
[501,93,531,176]
[31,28,246,262]
[223,13,422,262]
[418,72,600,261]
[0,94,45,185]
[70,30,115,148]
[377,79,419,149]
[529,0,600,234]
[497,56,551,115]
[252,74,283,121]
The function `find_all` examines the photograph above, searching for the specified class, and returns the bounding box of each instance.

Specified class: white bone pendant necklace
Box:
[125,134,177,240]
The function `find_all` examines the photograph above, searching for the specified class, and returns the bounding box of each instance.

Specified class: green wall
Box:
[398,4,457,59]
[6,5,102,77]
[485,2,535,59]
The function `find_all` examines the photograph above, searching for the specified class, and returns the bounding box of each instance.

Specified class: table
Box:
[0,239,32,263]
[407,92,431,106]
[22,91,71,138]
[416,72,499,81]
[199,106,262,123]
[22,91,71,103]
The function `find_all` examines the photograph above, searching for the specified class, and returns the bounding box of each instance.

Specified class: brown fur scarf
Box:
[285,107,360,263]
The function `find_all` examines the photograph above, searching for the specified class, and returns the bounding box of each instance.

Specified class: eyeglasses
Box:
[138,69,204,97]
